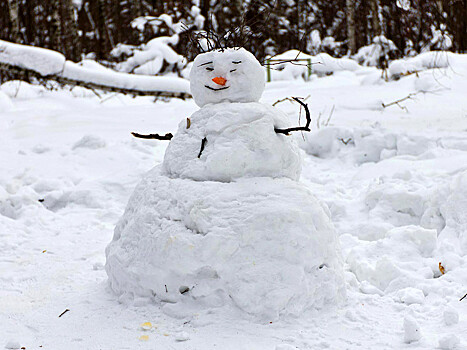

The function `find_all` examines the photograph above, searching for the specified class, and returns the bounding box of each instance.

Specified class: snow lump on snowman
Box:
[105,47,345,321]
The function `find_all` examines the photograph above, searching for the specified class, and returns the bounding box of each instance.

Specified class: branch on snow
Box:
[131,132,173,140]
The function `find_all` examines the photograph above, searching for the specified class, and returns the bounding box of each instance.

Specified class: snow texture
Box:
[438,334,460,350]
[0,90,13,111]
[190,48,265,107]
[105,167,345,321]
[404,315,422,343]
[162,102,301,181]
[0,39,65,76]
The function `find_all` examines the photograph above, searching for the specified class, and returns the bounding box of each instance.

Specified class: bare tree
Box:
[346,0,357,54]
[7,0,20,42]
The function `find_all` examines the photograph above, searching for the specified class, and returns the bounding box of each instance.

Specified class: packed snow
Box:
[1,50,467,349]
[106,48,344,321]
[190,48,266,106]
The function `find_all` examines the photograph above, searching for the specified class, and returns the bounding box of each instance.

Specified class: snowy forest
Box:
[1,0,466,65]
[1,1,467,350]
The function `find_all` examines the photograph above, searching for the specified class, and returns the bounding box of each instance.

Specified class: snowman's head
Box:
[190,48,265,107]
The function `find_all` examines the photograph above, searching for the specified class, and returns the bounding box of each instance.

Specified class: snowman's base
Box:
[105,166,345,321]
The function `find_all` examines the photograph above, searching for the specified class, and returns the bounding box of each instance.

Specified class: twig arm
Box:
[131,132,173,140]
[274,97,311,135]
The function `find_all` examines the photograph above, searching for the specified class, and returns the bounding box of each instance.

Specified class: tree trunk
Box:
[60,0,82,61]
[346,0,357,54]
[7,0,21,42]
[370,0,382,37]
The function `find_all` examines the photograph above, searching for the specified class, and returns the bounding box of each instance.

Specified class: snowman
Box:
[106,47,345,321]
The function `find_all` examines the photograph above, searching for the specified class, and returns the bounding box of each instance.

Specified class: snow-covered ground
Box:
[1,56,467,349]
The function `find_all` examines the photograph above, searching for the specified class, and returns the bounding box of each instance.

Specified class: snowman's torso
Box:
[162,102,302,182]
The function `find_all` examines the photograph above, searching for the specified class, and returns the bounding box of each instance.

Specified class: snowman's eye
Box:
[205,67,214,71]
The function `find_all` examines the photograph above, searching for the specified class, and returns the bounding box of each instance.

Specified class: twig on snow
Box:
[58,309,70,318]
[460,293,467,302]
[131,132,173,140]
[381,93,418,111]
[340,138,352,145]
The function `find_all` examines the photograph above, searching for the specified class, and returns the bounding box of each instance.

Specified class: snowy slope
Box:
[1,55,467,349]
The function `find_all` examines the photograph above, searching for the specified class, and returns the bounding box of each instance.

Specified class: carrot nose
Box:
[212,77,227,86]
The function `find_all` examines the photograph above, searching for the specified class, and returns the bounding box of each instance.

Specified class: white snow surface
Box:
[190,48,265,107]
[163,102,301,181]
[0,90,13,111]
[106,166,345,321]
[2,51,467,349]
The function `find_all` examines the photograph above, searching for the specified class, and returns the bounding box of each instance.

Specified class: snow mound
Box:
[298,126,458,164]
[163,102,301,182]
[72,135,107,150]
[0,90,13,111]
[63,61,190,94]
[1,80,45,99]
[346,225,437,293]
[439,170,467,254]
[0,39,65,76]
[105,166,345,321]
[388,51,467,79]
[268,50,360,80]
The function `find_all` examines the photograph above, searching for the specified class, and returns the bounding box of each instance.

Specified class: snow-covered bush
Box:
[353,35,398,68]
[267,50,359,81]
[111,5,205,76]
[424,25,452,52]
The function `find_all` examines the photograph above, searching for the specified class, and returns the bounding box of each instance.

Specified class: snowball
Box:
[439,334,460,350]
[189,48,265,107]
[105,167,345,321]
[397,287,425,305]
[0,90,13,111]
[438,334,460,350]
[443,307,459,326]
[162,102,301,182]
[403,316,422,343]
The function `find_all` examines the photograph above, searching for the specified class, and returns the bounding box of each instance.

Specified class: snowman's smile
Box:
[205,85,230,91]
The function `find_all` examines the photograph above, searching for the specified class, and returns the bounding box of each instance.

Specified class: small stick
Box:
[340,138,352,145]
[381,93,418,109]
[58,309,70,318]
[198,137,207,158]
[460,293,467,302]
[165,285,168,293]
[131,132,173,140]
[275,97,311,135]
